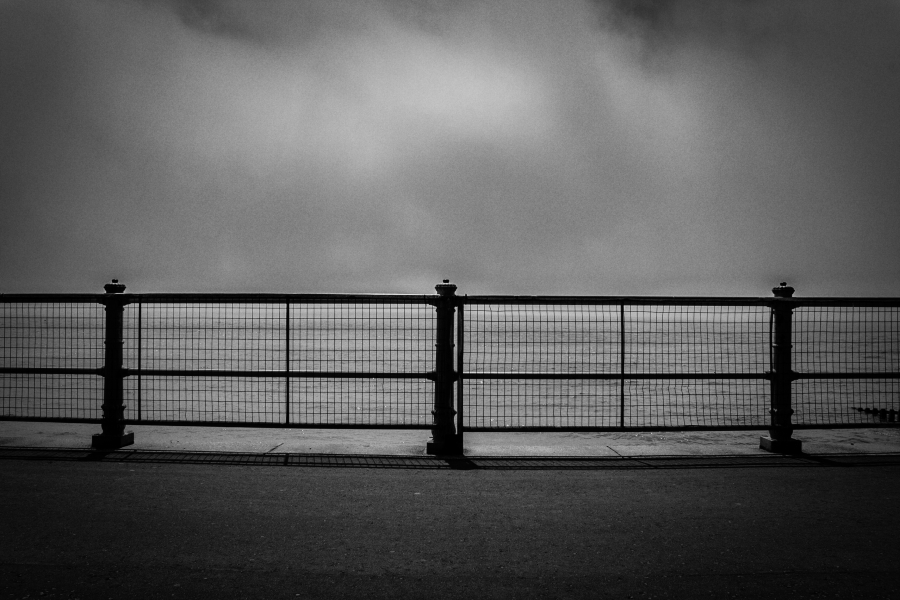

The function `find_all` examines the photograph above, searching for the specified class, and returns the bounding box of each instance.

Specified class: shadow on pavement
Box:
[2,446,900,469]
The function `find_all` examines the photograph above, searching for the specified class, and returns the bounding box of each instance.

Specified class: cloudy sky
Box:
[1,0,899,296]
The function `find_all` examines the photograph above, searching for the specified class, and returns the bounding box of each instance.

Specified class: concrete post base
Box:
[92,431,134,449]
[426,436,463,456]
[759,436,802,454]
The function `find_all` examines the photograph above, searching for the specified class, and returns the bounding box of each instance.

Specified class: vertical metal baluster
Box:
[620,302,626,429]
[457,299,465,450]
[285,299,290,426]
[137,300,142,422]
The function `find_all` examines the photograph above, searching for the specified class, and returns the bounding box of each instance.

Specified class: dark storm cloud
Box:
[1,0,899,295]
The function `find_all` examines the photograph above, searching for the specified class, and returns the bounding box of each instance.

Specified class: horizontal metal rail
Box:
[0,293,437,304]
[124,420,433,429]
[783,298,900,307]
[463,372,900,380]
[7,368,896,382]
[463,295,770,306]
[794,372,900,379]
[0,294,105,302]
[462,372,772,380]
[0,367,103,375]
[3,416,894,431]
[4,293,899,306]
[461,423,900,432]
[462,295,900,307]
[125,369,432,379]
[0,416,102,424]
[0,415,431,429]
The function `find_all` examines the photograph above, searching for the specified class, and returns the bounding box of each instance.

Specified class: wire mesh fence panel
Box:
[122,302,287,424]
[291,303,434,374]
[119,299,435,426]
[289,302,434,426]
[288,378,432,427]
[0,374,103,420]
[464,303,620,376]
[792,379,900,426]
[624,305,770,375]
[462,378,769,430]
[793,306,900,374]
[463,303,621,429]
[624,379,769,428]
[124,302,285,373]
[1,302,105,419]
[462,301,770,430]
[125,376,285,423]
[792,305,900,425]
[0,302,104,370]
[463,379,620,429]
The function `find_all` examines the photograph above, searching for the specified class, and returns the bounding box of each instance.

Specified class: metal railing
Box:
[459,297,773,431]
[123,292,436,430]
[459,285,900,452]
[2,280,898,453]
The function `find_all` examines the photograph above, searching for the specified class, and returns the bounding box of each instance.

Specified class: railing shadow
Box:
[2,447,899,470]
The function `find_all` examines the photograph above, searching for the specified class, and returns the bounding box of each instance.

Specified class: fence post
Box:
[92,280,134,449]
[760,283,802,454]
[427,280,462,455]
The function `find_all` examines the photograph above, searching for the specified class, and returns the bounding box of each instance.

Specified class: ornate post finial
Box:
[435,279,456,296]
[104,279,126,294]
[772,282,794,298]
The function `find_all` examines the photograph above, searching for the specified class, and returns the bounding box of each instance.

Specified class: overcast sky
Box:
[2,0,899,296]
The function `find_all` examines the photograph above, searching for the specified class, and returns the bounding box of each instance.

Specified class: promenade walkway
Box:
[2,423,899,599]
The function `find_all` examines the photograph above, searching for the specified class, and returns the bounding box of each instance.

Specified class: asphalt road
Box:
[2,457,899,599]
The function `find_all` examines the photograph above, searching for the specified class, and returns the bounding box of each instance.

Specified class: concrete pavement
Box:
[2,421,899,599]
[3,421,900,456]
[2,451,899,599]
